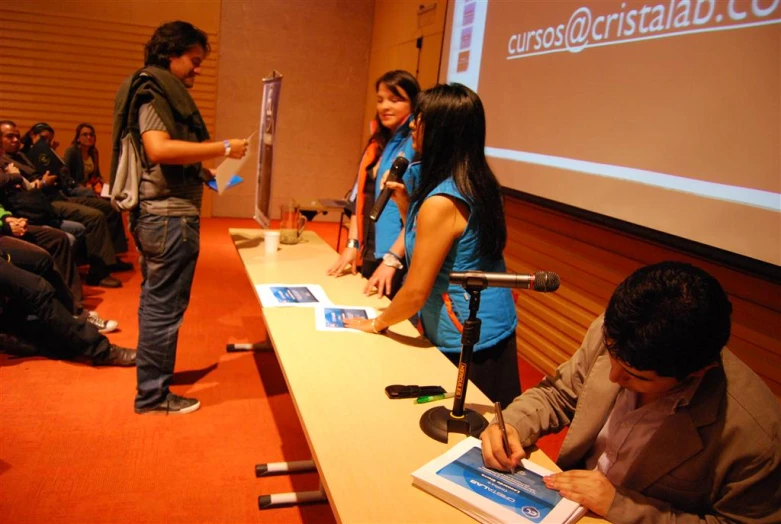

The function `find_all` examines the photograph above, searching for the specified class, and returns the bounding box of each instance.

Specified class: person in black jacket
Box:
[0,245,135,366]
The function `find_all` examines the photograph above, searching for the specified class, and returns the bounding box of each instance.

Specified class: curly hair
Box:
[144,21,210,68]
[603,261,732,380]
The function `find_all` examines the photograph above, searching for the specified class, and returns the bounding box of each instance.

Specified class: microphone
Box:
[449,271,560,292]
[369,156,410,222]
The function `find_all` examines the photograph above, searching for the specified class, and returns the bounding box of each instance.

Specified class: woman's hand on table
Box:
[326,247,358,276]
[343,317,386,334]
[364,263,397,298]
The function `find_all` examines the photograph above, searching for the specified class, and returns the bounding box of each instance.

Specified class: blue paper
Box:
[207,174,243,192]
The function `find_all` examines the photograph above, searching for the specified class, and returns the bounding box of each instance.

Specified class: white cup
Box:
[264,230,280,254]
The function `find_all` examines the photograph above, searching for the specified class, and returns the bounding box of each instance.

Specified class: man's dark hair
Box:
[603,261,732,380]
[0,120,17,128]
[144,21,210,68]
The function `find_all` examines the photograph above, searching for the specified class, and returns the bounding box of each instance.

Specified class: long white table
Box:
[231,229,601,523]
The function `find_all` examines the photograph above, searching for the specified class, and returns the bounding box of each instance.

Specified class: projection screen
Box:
[441,0,780,266]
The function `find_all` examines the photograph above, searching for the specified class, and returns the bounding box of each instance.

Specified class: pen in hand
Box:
[494,401,518,474]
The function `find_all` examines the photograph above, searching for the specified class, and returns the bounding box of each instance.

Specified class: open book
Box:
[412,437,586,524]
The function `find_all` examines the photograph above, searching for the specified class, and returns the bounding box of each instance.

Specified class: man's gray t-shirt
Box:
[138,103,203,216]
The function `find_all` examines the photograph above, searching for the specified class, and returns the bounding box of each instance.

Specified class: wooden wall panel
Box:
[505,195,781,399]
[0,7,219,196]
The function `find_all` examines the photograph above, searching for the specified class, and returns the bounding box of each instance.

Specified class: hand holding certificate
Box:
[412,437,586,524]
[214,131,255,194]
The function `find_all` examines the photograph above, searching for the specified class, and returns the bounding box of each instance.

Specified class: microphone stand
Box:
[420,283,489,443]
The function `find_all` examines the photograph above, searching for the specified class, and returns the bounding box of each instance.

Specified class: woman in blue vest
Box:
[327,70,419,299]
[346,83,520,407]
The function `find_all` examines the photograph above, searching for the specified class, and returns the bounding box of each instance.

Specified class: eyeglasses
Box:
[3,133,21,140]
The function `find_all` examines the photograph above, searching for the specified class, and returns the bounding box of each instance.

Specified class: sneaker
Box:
[93,345,137,367]
[86,311,119,333]
[135,392,201,415]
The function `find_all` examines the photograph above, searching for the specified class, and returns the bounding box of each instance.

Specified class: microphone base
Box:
[420,406,488,444]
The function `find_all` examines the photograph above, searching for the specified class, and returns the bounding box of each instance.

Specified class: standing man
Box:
[113,21,248,414]
[481,261,781,522]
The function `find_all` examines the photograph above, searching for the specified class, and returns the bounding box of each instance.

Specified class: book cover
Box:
[314,305,376,332]
[255,284,331,308]
[412,437,586,524]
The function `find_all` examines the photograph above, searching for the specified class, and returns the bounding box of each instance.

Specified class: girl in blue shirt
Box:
[346,84,521,407]
[327,70,419,299]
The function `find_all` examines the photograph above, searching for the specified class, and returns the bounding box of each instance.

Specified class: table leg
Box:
[256,460,327,509]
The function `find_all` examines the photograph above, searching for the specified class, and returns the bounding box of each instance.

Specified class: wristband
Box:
[346,238,360,249]
[372,318,387,334]
[223,139,231,157]
[382,251,404,270]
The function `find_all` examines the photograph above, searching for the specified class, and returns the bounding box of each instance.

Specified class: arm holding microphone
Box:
[362,159,411,298]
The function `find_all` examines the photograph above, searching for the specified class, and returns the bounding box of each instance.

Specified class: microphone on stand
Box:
[369,156,410,222]
[420,270,560,443]
[449,271,560,292]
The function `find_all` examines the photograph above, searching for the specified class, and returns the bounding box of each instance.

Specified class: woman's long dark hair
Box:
[368,70,420,159]
[71,123,97,156]
[411,83,506,259]
[20,122,55,153]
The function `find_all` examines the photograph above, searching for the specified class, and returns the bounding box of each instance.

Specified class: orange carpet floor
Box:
[0,217,562,523]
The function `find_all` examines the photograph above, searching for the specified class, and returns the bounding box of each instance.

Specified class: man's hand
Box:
[543,470,616,517]
[327,247,358,277]
[5,217,28,237]
[364,263,397,298]
[42,171,58,187]
[227,138,249,159]
[481,422,525,471]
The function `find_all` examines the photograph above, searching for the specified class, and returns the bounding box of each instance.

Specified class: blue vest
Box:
[404,173,518,353]
[373,117,415,258]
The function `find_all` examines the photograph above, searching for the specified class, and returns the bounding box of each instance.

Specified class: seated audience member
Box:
[1,120,124,287]
[0,227,117,333]
[346,84,520,407]
[0,248,132,365]
[19,122,130,258]
[63,123,104,197]
[481,261,781,522]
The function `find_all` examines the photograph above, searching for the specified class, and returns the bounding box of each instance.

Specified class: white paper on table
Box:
[314,305,377,332]
[214,131,256,194]
[255,284,331,308]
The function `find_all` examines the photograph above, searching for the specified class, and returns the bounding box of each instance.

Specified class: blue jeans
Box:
[130,213,200,408]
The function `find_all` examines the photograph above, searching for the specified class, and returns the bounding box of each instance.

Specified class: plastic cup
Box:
[265,230,280,254]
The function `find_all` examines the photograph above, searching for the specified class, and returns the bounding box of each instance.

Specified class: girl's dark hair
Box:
[411,83,506,259]
[21,122,55,152]
[369,70,420,157]
[71,123,97,153]
[144,21,210,68]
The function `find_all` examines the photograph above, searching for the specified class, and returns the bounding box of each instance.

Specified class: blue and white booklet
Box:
[314,305,377,332]
[412,437,586,524]
[255,284,331,308]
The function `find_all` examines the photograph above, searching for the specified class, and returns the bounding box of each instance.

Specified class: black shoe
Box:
[93,345,136,367]
[109,259,133,272]
[85,275,122,288]
[135,392,201,415]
